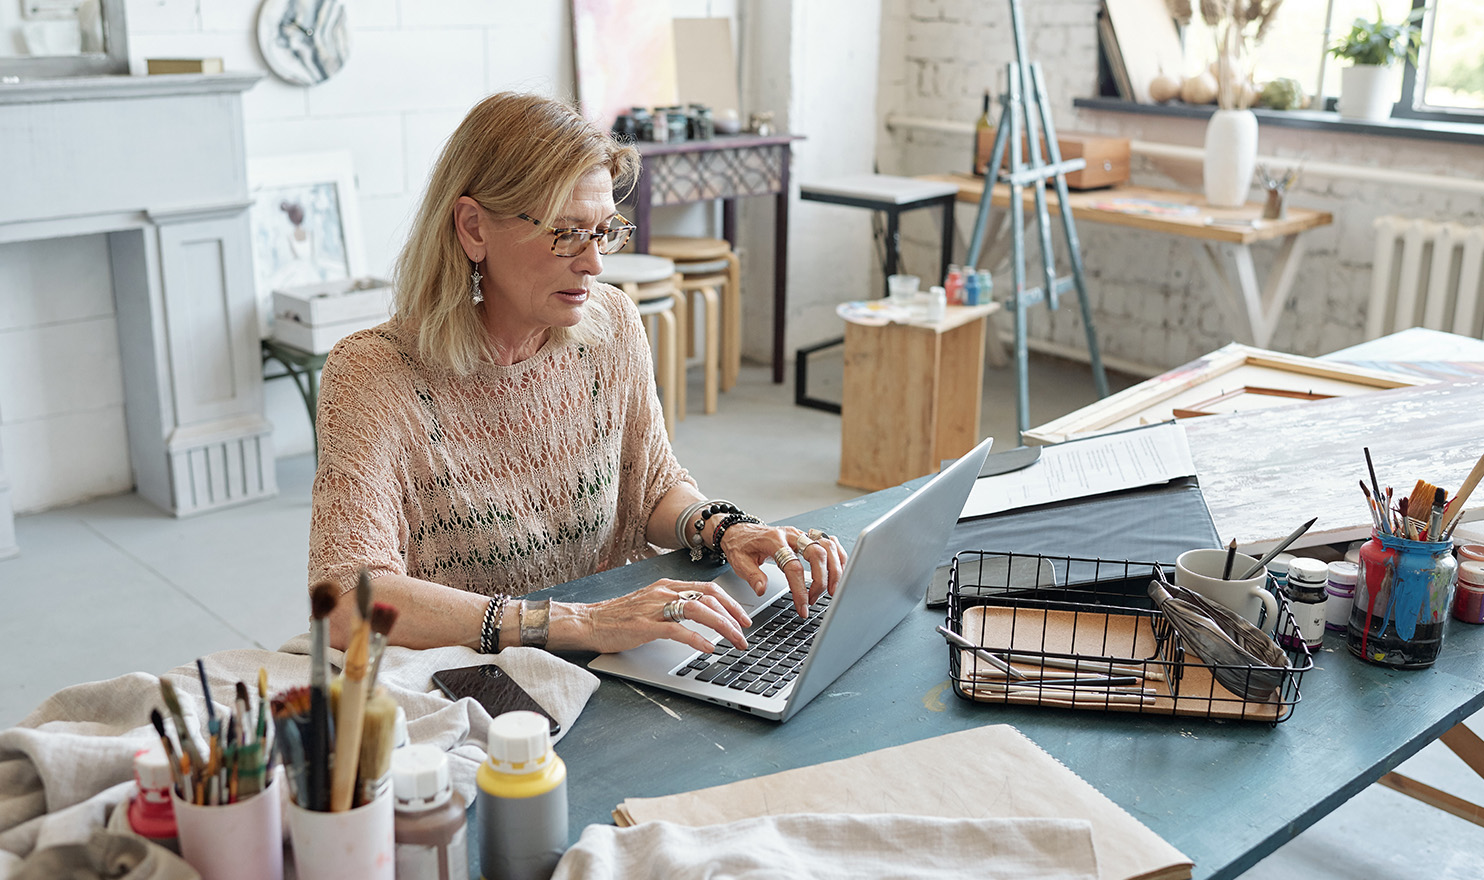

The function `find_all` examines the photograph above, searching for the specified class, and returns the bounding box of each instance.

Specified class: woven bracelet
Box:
[480,595,508,654]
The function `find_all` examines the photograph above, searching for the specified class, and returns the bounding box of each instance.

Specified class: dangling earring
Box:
[469,261,484,305]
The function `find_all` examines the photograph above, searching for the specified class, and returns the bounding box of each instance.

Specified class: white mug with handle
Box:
[1175,548,1279,630]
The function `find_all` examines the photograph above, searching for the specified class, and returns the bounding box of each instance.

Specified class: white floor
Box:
[5,351,1483,877]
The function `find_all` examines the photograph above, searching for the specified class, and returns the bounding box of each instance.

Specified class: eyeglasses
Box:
[518,212,636,257]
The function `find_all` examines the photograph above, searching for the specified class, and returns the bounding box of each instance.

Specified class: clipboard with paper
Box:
[927,422,1220,607]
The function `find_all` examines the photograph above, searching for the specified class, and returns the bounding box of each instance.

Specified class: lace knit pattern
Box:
[308,282,693,598]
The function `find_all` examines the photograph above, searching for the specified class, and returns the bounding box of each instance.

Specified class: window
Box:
[1177,0,1483,123]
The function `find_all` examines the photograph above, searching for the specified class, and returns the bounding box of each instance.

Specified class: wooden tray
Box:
[956,605,1283,722]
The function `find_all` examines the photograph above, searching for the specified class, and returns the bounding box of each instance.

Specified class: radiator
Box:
[1367,215,1484,340]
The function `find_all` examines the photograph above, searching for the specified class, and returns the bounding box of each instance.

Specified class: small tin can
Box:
[1453,560,1484,625]
[1324,560,1358,633]
[1267,552,1296,592]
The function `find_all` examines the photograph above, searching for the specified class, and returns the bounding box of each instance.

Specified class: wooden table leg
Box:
[1376,721,1484,828]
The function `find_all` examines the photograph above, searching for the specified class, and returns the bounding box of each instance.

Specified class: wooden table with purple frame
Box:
[626,133,803,384]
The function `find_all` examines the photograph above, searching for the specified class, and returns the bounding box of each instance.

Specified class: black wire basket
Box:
[945,550,1313,725]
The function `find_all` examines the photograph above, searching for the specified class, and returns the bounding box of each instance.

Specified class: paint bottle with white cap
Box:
[476,710,568,880]
[392,744,468,880]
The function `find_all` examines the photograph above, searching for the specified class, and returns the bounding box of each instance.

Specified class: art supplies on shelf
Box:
[944,551,1312,725]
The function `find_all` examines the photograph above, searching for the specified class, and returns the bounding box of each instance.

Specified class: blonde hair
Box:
[393,92,640,374]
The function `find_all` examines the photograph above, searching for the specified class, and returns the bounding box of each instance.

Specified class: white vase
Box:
[1203,108,1258,209]
[1338,64,1396,121]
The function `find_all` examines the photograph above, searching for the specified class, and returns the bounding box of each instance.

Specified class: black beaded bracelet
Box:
[480,595,508,654]
[709,512,763,564]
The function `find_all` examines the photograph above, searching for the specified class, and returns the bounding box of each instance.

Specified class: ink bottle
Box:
[1280,557,1328,651]
[924,285,947,322]
[976,269,994,302]
[128,744,179,853]
[1324,561,1358,633]
[393,744,469,880]
[477,711,568,880]
[1349,531,1457,668]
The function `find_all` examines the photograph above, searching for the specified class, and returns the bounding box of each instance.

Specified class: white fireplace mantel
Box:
[0,72,275,559]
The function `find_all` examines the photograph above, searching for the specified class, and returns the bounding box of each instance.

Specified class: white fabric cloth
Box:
[551,814,1100,880]
[0,636,598,876]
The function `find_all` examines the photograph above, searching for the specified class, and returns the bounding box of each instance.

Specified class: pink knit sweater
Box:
[307,282,693,598]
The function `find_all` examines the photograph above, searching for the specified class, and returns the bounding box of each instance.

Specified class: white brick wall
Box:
[877,0,1484,373]
[3,0,739,511]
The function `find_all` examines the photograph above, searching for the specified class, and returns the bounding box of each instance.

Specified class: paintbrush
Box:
[995,650,1160,681]
[355,687,399,807]
[935,625,1026,680]
[1427,486,1446,541]
[1221,538,1238,580]
[149,708,188,801]
[158,679,203,792]
[1237,516,1319,580]
[365,602,399,693]
[272,686,312,807]
[1365,447,1385,532]
[330,569,374,811]
[308,580,338,812]
[1441,448,1484,538]
[1398,496,1413,539]
[1360,481,1382,531]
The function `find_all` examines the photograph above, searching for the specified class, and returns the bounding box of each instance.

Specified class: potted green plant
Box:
[1328,4,1426,121]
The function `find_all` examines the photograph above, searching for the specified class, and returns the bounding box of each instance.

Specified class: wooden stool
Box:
[647,236,742,393]
[598,254,683,438]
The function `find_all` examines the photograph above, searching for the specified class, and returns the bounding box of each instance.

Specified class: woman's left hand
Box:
[719,523,847,617]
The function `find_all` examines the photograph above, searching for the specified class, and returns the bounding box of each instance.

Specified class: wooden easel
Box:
[965,0,1109,440]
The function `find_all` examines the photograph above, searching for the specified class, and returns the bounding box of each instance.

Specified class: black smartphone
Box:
[430,664,560,736]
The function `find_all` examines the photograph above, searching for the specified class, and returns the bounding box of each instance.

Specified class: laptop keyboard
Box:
[671,593,833,697]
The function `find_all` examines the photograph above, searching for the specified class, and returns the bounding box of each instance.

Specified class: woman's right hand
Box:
[551,579,753,654]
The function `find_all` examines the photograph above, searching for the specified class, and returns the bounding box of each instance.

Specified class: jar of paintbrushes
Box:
[1349,450,1473,668]
[278,571,402,880]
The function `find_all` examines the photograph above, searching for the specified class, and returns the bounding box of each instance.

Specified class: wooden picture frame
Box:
[247,150,367,339]
[1025,344,1427,444]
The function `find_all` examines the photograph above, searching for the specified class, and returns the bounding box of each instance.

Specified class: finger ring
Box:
[807,528,832,542]
[795,536,818,554]
[677,590,704,601]
[662,599,689,622]
[773,548,800,569]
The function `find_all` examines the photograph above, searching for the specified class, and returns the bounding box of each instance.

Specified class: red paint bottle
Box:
[128,744,179,851]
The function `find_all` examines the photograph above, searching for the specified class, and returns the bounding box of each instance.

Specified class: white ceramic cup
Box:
[886,274,920,304]
[1175,548,1279,629]
[172,775,285,880]
[287,787,396,880]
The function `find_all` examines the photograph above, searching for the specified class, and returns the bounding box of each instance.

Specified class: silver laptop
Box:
[589,437,993,722]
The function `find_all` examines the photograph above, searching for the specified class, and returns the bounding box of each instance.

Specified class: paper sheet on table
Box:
[962,422,1195,518]
[613,725,1192,880]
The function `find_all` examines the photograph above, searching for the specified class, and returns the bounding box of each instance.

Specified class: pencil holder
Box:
[287,787,396,880]
[172,774,284,880]
[1347,530,1458,668]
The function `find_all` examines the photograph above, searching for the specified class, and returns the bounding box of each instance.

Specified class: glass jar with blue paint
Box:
[1346,530,1458,668]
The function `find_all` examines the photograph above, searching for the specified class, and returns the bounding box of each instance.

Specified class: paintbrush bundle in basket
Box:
[1147,569,1288,702]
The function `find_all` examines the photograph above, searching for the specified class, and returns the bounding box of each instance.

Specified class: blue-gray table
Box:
[509,481,1484,880]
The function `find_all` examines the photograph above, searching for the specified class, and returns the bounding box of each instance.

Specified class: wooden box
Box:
[980,130,1131,190]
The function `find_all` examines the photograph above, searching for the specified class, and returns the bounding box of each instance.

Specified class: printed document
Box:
[962,422,1195,518]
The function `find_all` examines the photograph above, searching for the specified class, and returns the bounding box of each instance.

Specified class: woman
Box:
[308,92,845,655]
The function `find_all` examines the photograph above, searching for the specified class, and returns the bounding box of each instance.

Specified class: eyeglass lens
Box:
[554,226,630,256]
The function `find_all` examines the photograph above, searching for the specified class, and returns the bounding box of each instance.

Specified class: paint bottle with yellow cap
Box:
[476,710,567,880]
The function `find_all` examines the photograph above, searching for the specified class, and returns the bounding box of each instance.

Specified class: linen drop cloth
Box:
[551,813,1101,880]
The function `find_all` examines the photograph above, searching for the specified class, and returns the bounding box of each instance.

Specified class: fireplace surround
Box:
[0,73,276,558]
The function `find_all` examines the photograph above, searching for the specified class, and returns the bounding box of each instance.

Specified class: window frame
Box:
[1331,0,1484,124]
